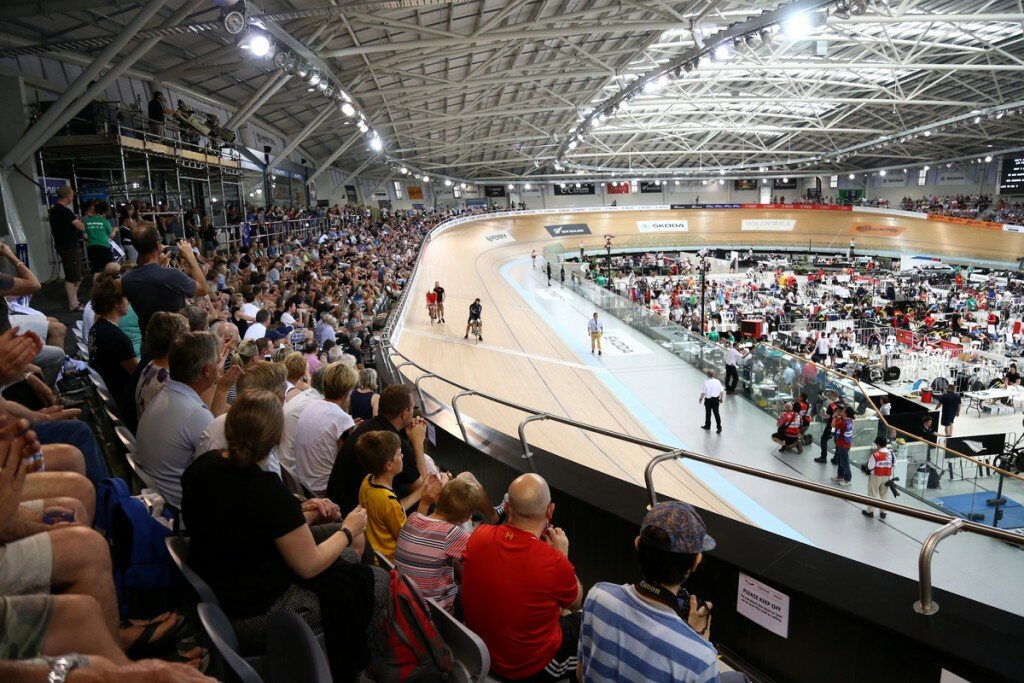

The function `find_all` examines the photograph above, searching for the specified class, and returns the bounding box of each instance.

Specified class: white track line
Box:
[403,328,609,373]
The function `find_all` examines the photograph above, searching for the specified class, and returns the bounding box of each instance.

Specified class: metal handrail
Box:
[913,520,965,615]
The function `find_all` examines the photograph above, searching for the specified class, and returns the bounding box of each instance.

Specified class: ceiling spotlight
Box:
[524,183,532,189]
[560,183,566,188]
[985,155,993,162]
[308,70,321,86]
[713,43,731,61]
[923,165,930,171]
[683,61,694,73]
[745,33,757,47]
[273,51,290,69]
[973,115,982,124]
[341,102,356,117]
[782,177,788,182]
[848,173,855,179]
[575,182,582,188]
[296,62,309,78]
[249,33,270,57]
[834,4,850,19]
[719,169,726,175]
[369,135,383,152]
[357,121,368,133]
[322,84,334,97]
[879,169,886,176]
[460,182,467,189]
[719,178,725,185]
[782,13,812,39]
[674,180,680,185]
[422,175,430,182]
[702,179,708,186]
[849,0,868,16]
[923,130,931,137]
[568,141,577,150]
[508,184,514,189]
[399,166,408,174]
[317,79,329,92]
[222,3,246,34]
[444,179,452,187]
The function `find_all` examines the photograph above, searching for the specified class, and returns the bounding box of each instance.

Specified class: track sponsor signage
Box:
[850,224,906,237]
[939,170,971,186]
[749,203,851,211]
[670,203,742,209]
[636,220,688,232]
[484,230,514,244]
[742,219,796,231]
[544,223,591,237]
[927,214,1004,231]
[1003,224,1024,233]
[599,329,653,356]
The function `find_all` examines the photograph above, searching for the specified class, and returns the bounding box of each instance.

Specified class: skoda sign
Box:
[545,223,592,237]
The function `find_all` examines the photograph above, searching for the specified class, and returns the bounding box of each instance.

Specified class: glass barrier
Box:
[564,270,1024,531]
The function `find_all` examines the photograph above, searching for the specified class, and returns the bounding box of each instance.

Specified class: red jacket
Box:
[777,411,802,437]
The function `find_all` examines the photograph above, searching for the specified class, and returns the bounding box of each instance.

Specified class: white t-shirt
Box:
[815,337,830,354]
[281,387,323,471]
[701,378,724,399]
[725,347,742,365]
[241,302,260,319]
[292,399,355,495]
[281,311,296,326]
[243,322,267,340]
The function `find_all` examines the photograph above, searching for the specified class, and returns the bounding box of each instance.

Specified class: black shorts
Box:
[468,316,480,324]
[57,247,83,283]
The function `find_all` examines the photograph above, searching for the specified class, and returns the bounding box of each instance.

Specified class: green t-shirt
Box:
[84,215,113,247]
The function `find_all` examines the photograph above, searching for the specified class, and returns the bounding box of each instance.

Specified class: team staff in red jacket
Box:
[863,437,894,518]
[771,402,803,454]
[830,406,855,487]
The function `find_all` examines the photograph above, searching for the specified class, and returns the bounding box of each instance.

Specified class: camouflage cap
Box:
[641,501,716,554]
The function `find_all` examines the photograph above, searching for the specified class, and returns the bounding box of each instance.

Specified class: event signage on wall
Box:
[879,174,907,186]
[407,186,424,200]
[741,218,796,231]
[773,178,797,190]
[670,203,743,209]
[636,220,688,232]
[39,177,70,205]
[938,170,971,186]
[638,181,664,194]
[554,183,595,195]
[484,185,507,198]
[734,179,757,190]
[544,223,591,236]
[737,573,790,638]
[607,182,631,195]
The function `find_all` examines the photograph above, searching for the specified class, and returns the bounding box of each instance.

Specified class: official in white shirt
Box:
[588,312,604,355]
[699,369,725,433]
[724,342,747,394]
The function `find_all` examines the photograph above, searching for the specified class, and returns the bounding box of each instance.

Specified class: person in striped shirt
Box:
[394,476,481,613]
[578,502,749,683]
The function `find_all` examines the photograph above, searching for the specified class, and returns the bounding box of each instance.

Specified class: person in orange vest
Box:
[862,437,894,518]
[771,402,803,453]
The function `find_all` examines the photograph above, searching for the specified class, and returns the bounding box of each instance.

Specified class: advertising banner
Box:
[39,177,70,205]
[939,170,971,186]
[483,230,514,244]
[742,218,796,231]
[483,185,506,198]
[544,223,591,237]
[734,179,757,190]
[927,214,1003,231]
[407,186,424,200]
[607,182,631,195]
[638,181,664,194]
[636,220,688,232]
[850,224,906,237]
[671,203,742,209]
[773,178,797,190]
[554,183,595,196]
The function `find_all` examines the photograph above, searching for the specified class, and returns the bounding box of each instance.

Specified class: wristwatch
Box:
[47,654,86,682]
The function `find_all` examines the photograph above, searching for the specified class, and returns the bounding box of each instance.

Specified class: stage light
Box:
[848,173,855,179]
[273,51,290,69]
[675,180,680,185]
[762,178,769,184]
[249,34,270,56]
[341,103,356,117]
[308,70,321,86]
[508,184,514,189]
[849,0,867,16]
[461,182,467,189]
[223,4,246,35]
[923,130,931,137]
[702,179,708,185]
[568,141,577,150]
[719,169,726,175]
[985,155,993,162]
[879,169,886,176]
[444,179,452,186]
[783,13,812,39]
[296,63,309,78]
[524,183,532,189]
[575,182,582,188]
[399,166,408,174]
[317,80,328,92]
[923,165,930,171]
[357,121,368,133]
[782,177,788,182]
[322,84,334,97]
[719,178,725,185]
[713,43,731,61]
[422,175,430,182]
[973,115,982,124]
[369,135,383,152]
[560,183,566,188]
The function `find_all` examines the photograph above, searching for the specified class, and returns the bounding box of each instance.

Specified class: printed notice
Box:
[741,219,796,231]
[637,220,689,232]
[737,572,789,638]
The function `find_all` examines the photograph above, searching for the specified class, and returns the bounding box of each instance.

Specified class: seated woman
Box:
[87,274,138,407]
[181,389,387,681]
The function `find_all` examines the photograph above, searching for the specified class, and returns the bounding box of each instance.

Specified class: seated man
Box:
[578,501,746,682]
[135,331,221,509]
[395,476,479,614]
[292,363,359,496]
[461,473,582,681]
[356,431,442,561]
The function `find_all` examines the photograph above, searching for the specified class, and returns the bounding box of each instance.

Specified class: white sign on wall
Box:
[737,572,790,638]
[879,174,907,186]
[937,171,970,185]
[636,220,689,232]
[741,219,796,231]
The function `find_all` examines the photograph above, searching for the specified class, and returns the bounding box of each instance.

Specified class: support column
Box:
[308,132,361,183]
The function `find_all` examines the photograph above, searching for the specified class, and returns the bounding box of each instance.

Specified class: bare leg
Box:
[26,497,89,526]
[22,472,95,523]
[41,444,86,476]
[46,318,67,349]
[48,526,119,641]
[64,280,81,310]
[41,594,130,664]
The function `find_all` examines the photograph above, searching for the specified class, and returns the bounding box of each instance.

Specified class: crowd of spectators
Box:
[898,194,993,218]
[2,189,752,682]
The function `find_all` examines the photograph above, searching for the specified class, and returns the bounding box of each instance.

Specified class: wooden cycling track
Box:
[393,208,1024,522]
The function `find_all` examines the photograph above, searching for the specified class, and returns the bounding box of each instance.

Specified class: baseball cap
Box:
[641,502,716,554]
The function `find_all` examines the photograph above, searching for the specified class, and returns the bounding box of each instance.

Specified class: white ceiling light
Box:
[718,178,725,185]
[782,13,812,39]
[248,34,271,57]
[713,43,731,61]
[444,179,452,186]
[674,180,680,185]
[507,184,514,189]
[568,140,577,150]
[369,135,383,152]
[782,177,788,182]
[422,175,430,182]
[399,166,408,174]
[985,155,993,162]
[575,182,581,188]
[341,102,356,118]
[848,173,855,179]
[461,182,467,189]
[879,169,886,176]
[524,183,532,189]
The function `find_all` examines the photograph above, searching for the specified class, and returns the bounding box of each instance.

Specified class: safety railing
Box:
[376,206,1024,616]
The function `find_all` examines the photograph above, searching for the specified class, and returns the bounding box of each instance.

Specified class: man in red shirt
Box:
[461,473,582,681]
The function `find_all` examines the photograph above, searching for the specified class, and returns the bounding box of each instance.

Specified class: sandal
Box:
[71,304,85,312]
[122,611,186,659]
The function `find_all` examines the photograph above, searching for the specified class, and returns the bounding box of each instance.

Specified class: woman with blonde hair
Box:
[349,368,379,421]
[181,389,387,679]
[284,352,311,401]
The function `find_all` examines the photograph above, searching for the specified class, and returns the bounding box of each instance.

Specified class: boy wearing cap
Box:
[578,502,748,683]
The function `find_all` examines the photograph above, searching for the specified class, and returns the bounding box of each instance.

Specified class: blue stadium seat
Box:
[263,609,331,683]
[426,597,492,682]
[165,536,218,605]
[197,602,263,683]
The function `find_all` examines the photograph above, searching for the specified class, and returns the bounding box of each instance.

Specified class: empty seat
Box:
[197,603,263,683]
[263,610,331,683]
[426,598,491,682]
[165,536,218,605]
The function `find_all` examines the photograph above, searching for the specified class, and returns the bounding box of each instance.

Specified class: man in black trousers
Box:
[699,369,725,433]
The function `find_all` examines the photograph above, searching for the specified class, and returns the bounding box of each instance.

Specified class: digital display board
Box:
[999,154,1024,194]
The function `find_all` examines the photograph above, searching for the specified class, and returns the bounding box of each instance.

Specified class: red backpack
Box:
[371,569,453,682]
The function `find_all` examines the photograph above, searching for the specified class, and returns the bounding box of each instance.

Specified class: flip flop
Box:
[122,611,186,659]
